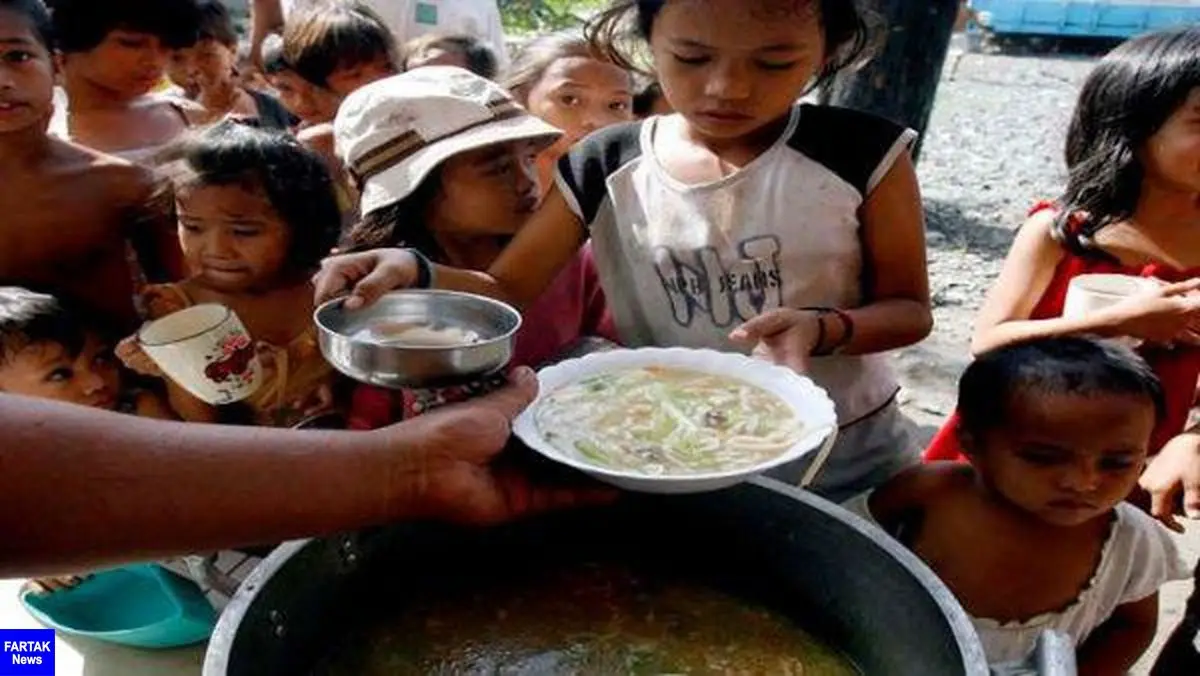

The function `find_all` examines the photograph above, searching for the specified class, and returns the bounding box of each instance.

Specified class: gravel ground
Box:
[894,46,1198,673]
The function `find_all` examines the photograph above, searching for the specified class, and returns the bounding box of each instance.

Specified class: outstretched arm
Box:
[0,369,609,577]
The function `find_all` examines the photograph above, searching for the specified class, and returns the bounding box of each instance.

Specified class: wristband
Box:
[803,307,855,356]
[406,248,435,289]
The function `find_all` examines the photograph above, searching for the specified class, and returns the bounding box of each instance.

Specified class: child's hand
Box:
[115,336,163,377]
[1105,278,1200,347]
[312,249,422,310]
[23,574,89,595]
[729,309,823,374]
[1139,432,1200,532]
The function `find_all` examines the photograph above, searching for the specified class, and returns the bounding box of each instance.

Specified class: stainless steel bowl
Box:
[314,290,521,388]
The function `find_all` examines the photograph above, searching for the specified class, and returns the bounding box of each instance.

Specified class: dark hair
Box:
[0,0,53,49]
[632,78,663,116]
[47,0,201,52]
[403,32,498,79]
[504,30,628,104]
[0,287,87,365]
[177,121,341,273]
[283,1,397,88]
[958,337,1165,443]
[340,175,443,257]
[195,0,236,48]
[585,0,873,91]
[1054,27,1200,259]
[261,32,290,75]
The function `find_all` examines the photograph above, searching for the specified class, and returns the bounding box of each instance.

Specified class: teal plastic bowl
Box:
[20,564,216,649]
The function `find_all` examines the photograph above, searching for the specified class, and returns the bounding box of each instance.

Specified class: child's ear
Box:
[955,422,982,461]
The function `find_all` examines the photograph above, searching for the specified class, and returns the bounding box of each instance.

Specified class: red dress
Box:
[923,204,1200,462]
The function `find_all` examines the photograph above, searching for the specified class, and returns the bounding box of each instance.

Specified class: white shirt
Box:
[281,0,509,68]
[556,105,916,425]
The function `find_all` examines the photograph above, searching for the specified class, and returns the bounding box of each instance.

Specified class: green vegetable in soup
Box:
[535,367,804,476]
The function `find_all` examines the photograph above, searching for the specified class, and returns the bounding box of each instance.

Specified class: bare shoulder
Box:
[298,123,335,155]
[44,139,158,202]
[871,462,976,516]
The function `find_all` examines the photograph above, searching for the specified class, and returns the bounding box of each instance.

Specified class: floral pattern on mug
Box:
[204,329,257,393]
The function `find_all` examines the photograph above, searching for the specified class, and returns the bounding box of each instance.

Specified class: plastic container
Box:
[20,564,216,649]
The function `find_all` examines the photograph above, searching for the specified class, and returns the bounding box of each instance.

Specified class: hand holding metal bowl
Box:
[314,290,522,389]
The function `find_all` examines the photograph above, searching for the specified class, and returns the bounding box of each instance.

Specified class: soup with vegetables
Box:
[534,367,803,476]
[313,563,859,675]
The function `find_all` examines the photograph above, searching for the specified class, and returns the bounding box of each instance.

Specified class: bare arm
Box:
[0,370,607,577]
[320,188,588,310]
[124,172,185,283]
[839,152,933,354]
[1076,595,1159,676]
[250,0,285,70]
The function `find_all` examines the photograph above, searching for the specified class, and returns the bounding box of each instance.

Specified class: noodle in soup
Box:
[534,367,803,476]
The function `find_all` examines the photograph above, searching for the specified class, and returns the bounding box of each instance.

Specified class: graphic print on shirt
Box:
[652,235,784,328]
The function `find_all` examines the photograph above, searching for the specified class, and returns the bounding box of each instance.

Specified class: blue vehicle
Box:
[970,1,1200,40]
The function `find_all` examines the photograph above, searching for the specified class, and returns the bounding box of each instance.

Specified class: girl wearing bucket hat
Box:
[334,67,618,428]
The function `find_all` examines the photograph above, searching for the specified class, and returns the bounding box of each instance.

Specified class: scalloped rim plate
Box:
[513,348,838,488]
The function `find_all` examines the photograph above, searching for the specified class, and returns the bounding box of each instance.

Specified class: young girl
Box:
[119,121,343,427]
[48,0,206,163]
[315,0,933,500]
[847,337,1190,672]
[335,68,617,427]
[260,33,340,133]
[503,31,634,195]
[923,27,1200,474]
[175,0,293,130]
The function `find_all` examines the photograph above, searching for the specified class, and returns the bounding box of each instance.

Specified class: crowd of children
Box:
[1,0,1198,670]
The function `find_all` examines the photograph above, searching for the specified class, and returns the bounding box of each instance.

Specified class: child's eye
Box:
[1016,449,1068,466]
[3,50,33,64]
[672,53,710,66]
[180,222,201,233]
[1099,455,1137,472]
[116,37,148,49]
[756,60,799,72]
[232,228,262,238]
[45,368,73,383]
[610,100,631,112]
[558,94,580,107]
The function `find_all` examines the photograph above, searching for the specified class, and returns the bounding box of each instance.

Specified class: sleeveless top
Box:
[924,202,1200,462]
[140,283,337,428]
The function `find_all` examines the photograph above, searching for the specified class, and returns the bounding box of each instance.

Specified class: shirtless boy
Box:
[0,0,182,332]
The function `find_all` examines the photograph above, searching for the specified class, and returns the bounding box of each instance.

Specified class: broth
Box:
[535,367,803,476]
[313,563,859,675]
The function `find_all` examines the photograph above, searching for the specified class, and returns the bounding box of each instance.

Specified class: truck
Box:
[969,0,1200,40]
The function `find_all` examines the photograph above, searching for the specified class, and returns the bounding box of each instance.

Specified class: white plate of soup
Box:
[513,348,838,494]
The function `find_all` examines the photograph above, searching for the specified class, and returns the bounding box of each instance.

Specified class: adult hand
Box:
[313,249,421,309]
[389,367,615,525]
[1105,278,1200,347]
[728,308,823,374]
[1139,431,1200,533]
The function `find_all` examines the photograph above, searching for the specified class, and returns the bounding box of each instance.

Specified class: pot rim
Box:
[203,477,989,675]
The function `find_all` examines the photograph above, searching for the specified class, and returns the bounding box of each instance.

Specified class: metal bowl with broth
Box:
[314,291,521,388]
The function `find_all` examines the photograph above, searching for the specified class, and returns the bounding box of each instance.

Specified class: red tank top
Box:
[924,203,1200,462]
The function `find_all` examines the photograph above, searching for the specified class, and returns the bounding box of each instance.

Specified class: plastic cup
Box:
[138,304,261,405]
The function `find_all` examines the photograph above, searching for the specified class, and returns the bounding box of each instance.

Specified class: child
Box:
[0,287,171,417]
[315,0,933,501]
[402,32,498,78]
[177,0,293,129]
[119,121,342,427]
[335,68,617,427]
[260,33,339,131]
[923,27,1200,471]
[502,31,634,195]
[283,2,400,225]
[846,337,1190,671]
[47,0,206,163]
[0,0,183,333]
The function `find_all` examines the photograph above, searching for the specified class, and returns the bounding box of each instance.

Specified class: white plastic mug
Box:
[1062,274,1156,347]
[138,304,261,405]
